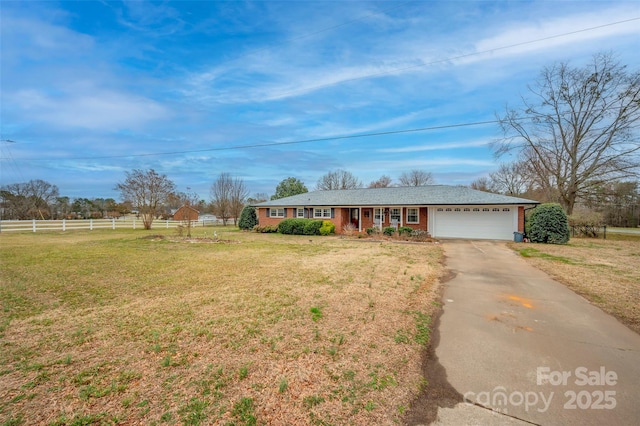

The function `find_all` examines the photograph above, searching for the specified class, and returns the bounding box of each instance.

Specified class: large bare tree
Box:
[316,169,362,190]
[398,170,434,186]
[496,53,640,215]
[115,169,176,229]
[210,172,247,225]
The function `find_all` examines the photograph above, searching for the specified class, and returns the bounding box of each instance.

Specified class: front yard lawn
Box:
[0,229,444,425]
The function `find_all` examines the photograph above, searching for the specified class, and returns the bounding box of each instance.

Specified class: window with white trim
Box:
[269,208,285,218]
[296,208,305,218]
[314,208,331,218]
[407,208,419,224]
[390,208,401,222]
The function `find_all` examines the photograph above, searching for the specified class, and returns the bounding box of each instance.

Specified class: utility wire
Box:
[4,119,503,161]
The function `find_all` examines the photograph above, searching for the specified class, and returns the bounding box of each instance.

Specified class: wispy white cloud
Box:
[9,88,168,131]
[462,7,640,64]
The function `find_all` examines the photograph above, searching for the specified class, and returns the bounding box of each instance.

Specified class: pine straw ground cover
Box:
[0,228,444,425]
[508,232,640,334]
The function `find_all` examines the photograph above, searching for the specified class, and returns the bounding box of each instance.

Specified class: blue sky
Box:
[1,1,639,201]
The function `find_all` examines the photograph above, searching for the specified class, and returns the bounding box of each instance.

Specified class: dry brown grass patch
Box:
[0,229,444,425]
[509,235,640,334]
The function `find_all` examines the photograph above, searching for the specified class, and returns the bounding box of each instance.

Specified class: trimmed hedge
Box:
[278,218,325,235]
[529,203,570,244]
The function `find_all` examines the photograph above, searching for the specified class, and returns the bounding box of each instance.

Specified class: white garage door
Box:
[432,206,517,240]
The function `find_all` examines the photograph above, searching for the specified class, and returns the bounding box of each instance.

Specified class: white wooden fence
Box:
[0,218,221,233]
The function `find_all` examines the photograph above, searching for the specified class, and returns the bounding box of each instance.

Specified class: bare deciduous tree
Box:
[368,175,392,188]
[398,170,434,186]
[316,169,362,190]
[211,173,248,225]
[469,176,497,193]
[115,169,176,229]
[489,162,532,196]
[496,52,640,215]
[0,179,59,219]
[230,177,249,226]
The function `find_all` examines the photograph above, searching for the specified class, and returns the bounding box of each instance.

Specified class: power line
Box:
[273,17,640,99]
[6,119,503,161]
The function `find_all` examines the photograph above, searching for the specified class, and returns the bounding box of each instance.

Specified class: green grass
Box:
[516,247,574,264]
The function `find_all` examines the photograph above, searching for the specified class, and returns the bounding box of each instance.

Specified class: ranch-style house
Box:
[254,185,539,240]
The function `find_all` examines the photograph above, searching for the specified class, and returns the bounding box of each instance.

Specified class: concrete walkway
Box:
[430,240,640,425]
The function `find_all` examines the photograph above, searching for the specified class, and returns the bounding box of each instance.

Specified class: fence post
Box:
[166,220,169,229]
[133,218,136,230]
[33,219,37,233]
[62,218,66,232]
[603,225,607,240]
[90,219,93,230]
[112,218,116,230]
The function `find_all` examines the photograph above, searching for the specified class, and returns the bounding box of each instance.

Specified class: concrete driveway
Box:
[425,240,640,425]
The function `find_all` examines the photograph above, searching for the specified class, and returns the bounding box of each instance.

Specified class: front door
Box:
[350,208,359,230]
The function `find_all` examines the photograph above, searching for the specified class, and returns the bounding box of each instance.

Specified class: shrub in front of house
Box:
[253,224,278,233]
[366,227,378,235]
[383,226,396,236]
[410,230,431,241]
[529,203,570,244]
[319,220,336,236]
[238,206,258,230]
[278,218,325,235]
[304,220,324,235]
[398,226,413,236]
[278,218,304,234]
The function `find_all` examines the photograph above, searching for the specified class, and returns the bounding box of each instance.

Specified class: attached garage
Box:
[430,205,518,240]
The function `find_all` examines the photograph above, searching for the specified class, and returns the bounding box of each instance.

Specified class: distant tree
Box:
[248,193,269,204]
[316,169,362,190]
[469,177,497,193]
[210,173,233,225]
[272,177,308,200]
[230,177,249,226]
[489,162,532,196]
[368,175,392,188]
[211,173,247,225]
[496,53,640,215]
[0,179,59,219]
[54,196,71,219]
[399,170,434,186]
[115,168,176,229]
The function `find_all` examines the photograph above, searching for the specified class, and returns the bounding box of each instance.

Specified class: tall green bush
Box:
[529,203,570,244]
[238,206,258,230]
[319,220,336,236]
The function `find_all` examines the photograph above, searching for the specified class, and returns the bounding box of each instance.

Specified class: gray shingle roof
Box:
[255,185,539,207]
